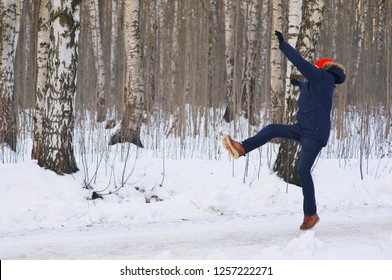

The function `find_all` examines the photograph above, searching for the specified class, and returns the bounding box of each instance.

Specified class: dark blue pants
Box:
[242,124,323,216]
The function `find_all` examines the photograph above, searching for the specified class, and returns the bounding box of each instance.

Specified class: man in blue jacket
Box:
[222,31,346,230]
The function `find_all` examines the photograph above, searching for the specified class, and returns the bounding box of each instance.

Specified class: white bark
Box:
[284,0,303,105]
[110,0,144,147]
[88,0,106,121]
[224,0,234,84]
[223,0,235,122]
[0,0,20,151]
[38,0,79,174]
[0,0,18,100]
[32,0,51,160]
[124,0,144,126]
[270,0,284,124]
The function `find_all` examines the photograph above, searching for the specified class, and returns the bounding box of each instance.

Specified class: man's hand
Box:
[275,30,284,44]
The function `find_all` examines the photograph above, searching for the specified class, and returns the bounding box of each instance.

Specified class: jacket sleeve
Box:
[279,41,321,82]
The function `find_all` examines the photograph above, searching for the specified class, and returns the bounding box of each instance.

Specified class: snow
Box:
[1,138,392,260]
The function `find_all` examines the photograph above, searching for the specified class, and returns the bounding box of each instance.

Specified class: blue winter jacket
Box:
[279,41,346,146]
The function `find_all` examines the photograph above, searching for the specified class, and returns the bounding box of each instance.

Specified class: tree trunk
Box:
[32,0,50,160]
[386,0,392,138]
[175,0,187,139]
[284,0,303,113]
[110,0,144,148]
[241,0,258,126]
[0,0,20,151]
[109,0,120,111]
[256,0,270,126]
[88,0,106,122]
[274,0,325,186]
[223,0,235,122]
[37,0,79,175]
[270,0,284,124]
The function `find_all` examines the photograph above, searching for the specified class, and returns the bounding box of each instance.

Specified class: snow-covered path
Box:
[1,206,391,260]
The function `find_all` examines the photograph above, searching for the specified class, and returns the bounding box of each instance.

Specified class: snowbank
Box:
[1,147,392,259]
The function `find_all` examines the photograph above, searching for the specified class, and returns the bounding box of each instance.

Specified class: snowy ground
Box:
[1,141,392,260]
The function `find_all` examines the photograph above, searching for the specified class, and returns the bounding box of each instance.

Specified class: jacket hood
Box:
[322,62,346,84]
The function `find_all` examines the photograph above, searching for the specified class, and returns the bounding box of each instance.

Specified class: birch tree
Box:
[0,0,21,151]
[242,0,258,125]
[175,0,187,139]
[15,0,37,111]
[88,0,105,122]
[223,0,235,122]
[109,0,120,109]
[386,0,392,138]
[32,0,50,160]
[284,0,303,109]
[274,0,325,186]
[37,0,80,175]
[141,0,157,129]
[110,0,144,148]
[270,0,284,124]
[255,0,270,124]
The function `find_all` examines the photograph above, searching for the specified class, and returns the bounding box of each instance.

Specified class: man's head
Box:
[314,58,334,68]
[315,58,346,84]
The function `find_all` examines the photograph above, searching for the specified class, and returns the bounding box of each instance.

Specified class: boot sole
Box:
[222,134,240,159]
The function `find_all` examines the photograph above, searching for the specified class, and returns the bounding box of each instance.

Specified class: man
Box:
[222,31,346,230]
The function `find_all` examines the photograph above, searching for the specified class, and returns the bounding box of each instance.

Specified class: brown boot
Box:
[222,134,245,159]
[300,213,320,230]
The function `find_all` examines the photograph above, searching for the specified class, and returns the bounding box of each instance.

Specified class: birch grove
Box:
[0,0,390,176]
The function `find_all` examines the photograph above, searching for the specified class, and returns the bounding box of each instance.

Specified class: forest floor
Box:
[1,149,392,259]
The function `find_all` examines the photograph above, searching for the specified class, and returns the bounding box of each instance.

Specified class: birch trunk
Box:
[37,0,79,175]
[386,0,392,138]
[109,0,119,109]
[274,0,325,186]
[32,0,51,160]
[284,0,303,113]
[270,0,284,124]
[242,0,258,126]
[256,0,270,125]
[157,0,166,106]
[88,0,106,122]
[223,0,235,122]
[0,0,20,151]
[143,0,157,129]
[110,0,144,148]
[175,0,187,139]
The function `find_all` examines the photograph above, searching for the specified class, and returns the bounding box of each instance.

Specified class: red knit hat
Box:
[315,57,334,68]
